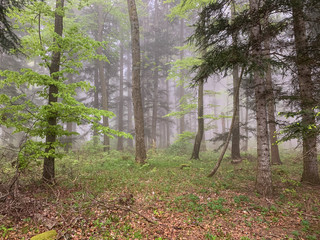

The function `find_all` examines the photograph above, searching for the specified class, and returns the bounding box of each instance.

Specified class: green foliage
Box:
[167,56,202,84]
[0,225,14,238]
[167,0,214,20]
[167,131,195,155]
[233,195,250,205]
[0,0,131,171]
[205,232,218,240]
[277,111,319,143]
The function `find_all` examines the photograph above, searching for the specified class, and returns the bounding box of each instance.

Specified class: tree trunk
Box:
[151,0,159,145]
[127,49,134,148]
[264,38,282,165]
[191,79,204,160]
[231,0,241,161]
[179,18,185,134]
[64,122,73,152]
[200,131,207,151]
[250,0,272,196]
[221,112,226,134]
[166,70,170,147]
[127,0,147,163]
[292,0,320,184]
[97,6,109,152]
[231,65,241,160]
[93,61,99,145]
[117,43,124,151]
[43,0,64,184]
[244,86,249,152]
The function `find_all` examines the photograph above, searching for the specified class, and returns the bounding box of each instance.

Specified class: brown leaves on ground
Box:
[1,181,320,240]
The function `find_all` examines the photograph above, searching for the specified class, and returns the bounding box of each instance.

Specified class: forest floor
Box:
[0,148,320,240]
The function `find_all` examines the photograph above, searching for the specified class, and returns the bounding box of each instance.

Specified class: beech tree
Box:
[127,0,147,163]
[43,0,65,183]
[191,78,204,160]
[0,0,129,184]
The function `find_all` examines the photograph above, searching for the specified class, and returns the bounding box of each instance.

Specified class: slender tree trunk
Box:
[166,70,170,147]
[244,86,249,151]
[117,43,124,151]
[64,122,73,152]
[151,0,159,146]
[127,49,134,148]
[127,0,147,163]
[264,38,282,165]
[43,0,64,184]
[292,0,320,184]
[221,112,226,134]
[97,6,109,152]
[250,0,272,196]
[191,79,204,159]
[93,61,99,145]
[231,65,241,160]
[231,0,241,161]
[179,18,185,134]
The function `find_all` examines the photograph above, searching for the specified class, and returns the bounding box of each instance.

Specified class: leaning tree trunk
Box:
[127,0,147,164]
[43,0,64,184]
[292,0,320,184]
[191,78,204,160]
[250,0,272,196]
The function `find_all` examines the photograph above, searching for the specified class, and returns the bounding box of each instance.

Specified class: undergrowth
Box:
[0,147,319,239]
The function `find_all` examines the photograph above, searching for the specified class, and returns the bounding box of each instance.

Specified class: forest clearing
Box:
[1,148,320,240]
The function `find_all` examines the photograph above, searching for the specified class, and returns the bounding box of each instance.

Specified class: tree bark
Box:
[97,6,110,152]
[151,0,159,146]
[43,0,64,184]
[191,79,204,160]
[264,38,282,165]
[231,0,241,161]
[244,86,249,152]
[126,48,134,148]
[166,70,170,147]
[93,61,99,145]
[231,64,241,160]
[250,0,273,196]
[291,0,320,184]
[64,122,73,152]
[179,18,185,134]
[117,43,124,151]
[127,0,147,163]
